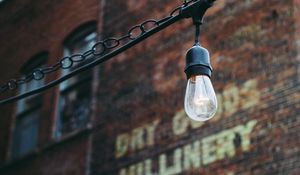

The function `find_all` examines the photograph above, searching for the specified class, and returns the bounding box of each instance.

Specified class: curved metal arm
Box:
[0,0,216,106]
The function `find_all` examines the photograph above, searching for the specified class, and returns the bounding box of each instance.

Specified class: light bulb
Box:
[184,75,217,121]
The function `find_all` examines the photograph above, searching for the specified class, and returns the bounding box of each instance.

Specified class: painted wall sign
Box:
[119,120,257,175]
[114,78,261,175]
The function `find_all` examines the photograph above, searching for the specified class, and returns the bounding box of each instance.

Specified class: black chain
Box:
[0,0,197,94]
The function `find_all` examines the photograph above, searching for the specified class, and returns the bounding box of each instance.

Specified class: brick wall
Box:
[1,133,90,175]
[0,0,99,174]
[0,0,299,175]
[91,0,300,175]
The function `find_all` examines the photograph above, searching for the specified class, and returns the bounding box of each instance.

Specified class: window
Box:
[56,24,97,137]
[11,54,47,159]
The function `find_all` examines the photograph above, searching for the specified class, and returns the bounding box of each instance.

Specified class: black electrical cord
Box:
[0,0,216,106]
[195,23,201,44]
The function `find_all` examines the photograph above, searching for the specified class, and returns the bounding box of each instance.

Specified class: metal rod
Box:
[195,24,200,44]
[0,0,215,105]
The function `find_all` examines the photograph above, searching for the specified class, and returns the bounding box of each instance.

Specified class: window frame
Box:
[11,53,47,159]
[55,23,97,138]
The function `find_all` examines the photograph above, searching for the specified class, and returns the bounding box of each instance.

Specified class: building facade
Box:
[0,0,300,175]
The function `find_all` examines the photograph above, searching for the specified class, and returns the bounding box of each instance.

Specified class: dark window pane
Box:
[56,28,96,137]
[12,54,46,159]
[12,110,39,159]
[57,79,92,136]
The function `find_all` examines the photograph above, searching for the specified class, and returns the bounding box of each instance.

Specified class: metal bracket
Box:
[181,0,214,25]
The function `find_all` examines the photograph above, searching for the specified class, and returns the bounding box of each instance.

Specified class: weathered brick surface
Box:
[0,0,299,175]
[91,0,300,175]
[0,0,99,174]
[1,133,89,175]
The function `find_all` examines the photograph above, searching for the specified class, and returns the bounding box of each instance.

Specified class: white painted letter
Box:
[116,133,129,158]
[183,141,201,170]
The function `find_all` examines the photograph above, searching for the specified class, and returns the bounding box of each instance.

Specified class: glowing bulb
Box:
[184,75,217,121]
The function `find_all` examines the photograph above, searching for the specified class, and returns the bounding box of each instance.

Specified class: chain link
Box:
[0,0,195,94]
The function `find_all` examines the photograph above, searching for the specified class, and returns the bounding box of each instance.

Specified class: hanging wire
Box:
[195,23,201,44]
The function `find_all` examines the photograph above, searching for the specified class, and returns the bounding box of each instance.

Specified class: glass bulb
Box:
[184,75,217,121]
